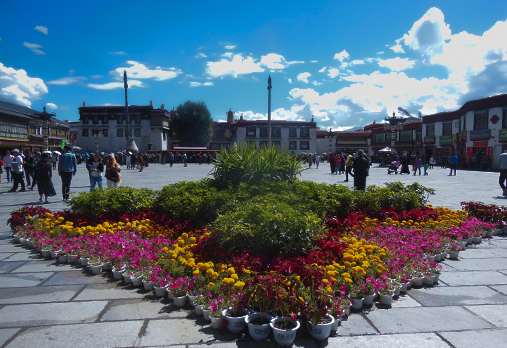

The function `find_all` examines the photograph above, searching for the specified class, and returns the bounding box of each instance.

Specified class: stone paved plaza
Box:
[0,163,506,347]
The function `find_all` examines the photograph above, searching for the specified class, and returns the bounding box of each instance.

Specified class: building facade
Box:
[71,101,171,154]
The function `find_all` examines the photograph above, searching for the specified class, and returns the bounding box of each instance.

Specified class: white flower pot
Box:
[423,275,435,285]
[270,316,300,346]
[112,267,125,280]
[68,255,78,263]
[131,276,143,287]
[351,298,363,309]
[58,255,68,263]
[330,315,341,331]
[123,273,132,284]
[380,293,393,306]
[194,304,203,316]
[143,280,154,291]
[308,314,335,340]
[433,273,440,283]
[400,282,409,293]
[41,250,51,258]
[202,309,211,321]
[449,250,460,259]
[154,286,167,297]
[187,294,198,307]
[412,277,423,287]
[80,257,90,266]
[224,308,249,333]
[173,295,187,307]
[245,312,272,341]
[210,315,223,329]
[363,294,375,305]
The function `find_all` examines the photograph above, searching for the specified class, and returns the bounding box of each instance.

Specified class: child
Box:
[423,162,429,176]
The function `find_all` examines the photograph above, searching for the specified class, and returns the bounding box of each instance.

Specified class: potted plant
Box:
[379,281,394,306]
[170,277,188,307]
[244,274,276,340]
[269,274,301,346]
[208,297,225,329]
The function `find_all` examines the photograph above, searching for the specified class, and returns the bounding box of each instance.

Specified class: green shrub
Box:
[211,196,326,257]
[156,179,227,226]
[69,187,157,216]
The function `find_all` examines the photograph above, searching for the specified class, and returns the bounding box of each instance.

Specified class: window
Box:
[136,115,141,124]
[474,110,488,130]
[373,133,384,143]
[385,133,391,142]
[416,131,422,141]
[134,129,141,137]
[399,131,413,141]
[246,127,256,137]
[289,141,297,150]
[272,141,281,147]
[93,116,99,124]
[426,124,435,137]
[117,129,123,137]
[118,116,123,124]
[260,140,268,147]
[260,127,268,137]
[103,116,108,124]
[289,127,297,137]
[83,115,89,124]
[300,141,309,150]
[102,129,108,137]
[442,122,452,135]
[300,127,309,137]
[82,129,89,137]
[271,127,281,138]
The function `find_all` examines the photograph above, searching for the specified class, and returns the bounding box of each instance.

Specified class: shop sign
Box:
[424,136,436,144]
[439,135,452,145]
[499,129,507,141]
[473,142,487,147]
[0,121,29,140]
[470,129,491,141]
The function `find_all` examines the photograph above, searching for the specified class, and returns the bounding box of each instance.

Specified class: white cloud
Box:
[378,57,416,71]
[312,81,323,86]
[109,51,127,55]
[87,80,144,90]
[328,68,340,78]
[23,42,45,55]
[390,44,405,53]
[377,51,384,55]
[60,106,70,110]
[260,54,288,69]
[288,78,292,84]
[34,26,49,35]
[319,67,327,73]
[0,63,48,106]
[47,77,85,85]
[189,81,214,87]
[333,50,349,62]
[46,103,57,109]
[91,75,103,79]
[195,52,208,59]
[224,45,237,50]
[351,60,365,65]
[311,60,318,63]
[110,61,182,81]
[206,54,264,78]
[221,52,234,59]
[297,72,311,83]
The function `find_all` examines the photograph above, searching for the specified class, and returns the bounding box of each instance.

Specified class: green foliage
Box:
[169,101,214,147]
[211,195,326,257]
[156,179,227,226]
[69,187,157,216]
[209,144,307,188]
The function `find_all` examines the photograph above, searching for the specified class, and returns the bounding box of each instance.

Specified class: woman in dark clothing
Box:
[352,150,370,190]
[400,154,410,174]
[36,153,57,203]
[329,153,336,174]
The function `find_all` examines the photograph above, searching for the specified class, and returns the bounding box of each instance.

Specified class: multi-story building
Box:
[70,100,171,153]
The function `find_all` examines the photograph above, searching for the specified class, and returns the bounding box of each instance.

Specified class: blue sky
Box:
[1,1,506,130]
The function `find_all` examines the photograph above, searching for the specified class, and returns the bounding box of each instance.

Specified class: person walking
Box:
[58,145,77,201]
[449,154,458,176]
[51,152,58,170]
[138,153,144,172]
[315,154,320,169]
[36,152,57,203]
[169,152,174,167]
[183,153,187,167]
[89,154,104,191]
[499,150,507,196]
[400,154,410,174]
[345,154,354,182]
[413,156,422,175]
[28,152,42,190]
[423,162,429,176]
[23,151,35,188]
[3,151,13,183]
[352,150,370,190]
[329,153,336,174]
[8,149,25,192]
[105,155,122,188]
[0,157,3,182]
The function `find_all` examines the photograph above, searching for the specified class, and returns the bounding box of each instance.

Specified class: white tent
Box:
[378,147,393,153]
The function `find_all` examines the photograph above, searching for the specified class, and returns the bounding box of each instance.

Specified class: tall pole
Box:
[124,70,130,149]
[267,75,272,147]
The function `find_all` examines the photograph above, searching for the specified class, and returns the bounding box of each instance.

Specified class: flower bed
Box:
[9,201,496,340]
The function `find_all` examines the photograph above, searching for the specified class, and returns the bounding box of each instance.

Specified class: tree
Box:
[170,101,214,147]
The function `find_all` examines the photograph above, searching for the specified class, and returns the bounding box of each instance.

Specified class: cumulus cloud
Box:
[34,26,49,35]
[319,67,327,73]
[297,72,311,83]
[206,54,264,78]
[328,68,340,78]
[0,63,48,106]
[87,80,144,90]
[110,61,182,81]
[23,42,45,55]
[224,45,237,50]
[333,50,349,62]
[195,52,207,59]
[390,44,405,53]
[378,57,416,71]
[46,103,57,109]
[189,81,214,87]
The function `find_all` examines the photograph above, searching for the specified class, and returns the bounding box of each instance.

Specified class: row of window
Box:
[373,131,422,143]
[81,128,142,137]
[245,140,310,150]
[81,115,144,125]
[426,109,507,136]
[246,127,310,138]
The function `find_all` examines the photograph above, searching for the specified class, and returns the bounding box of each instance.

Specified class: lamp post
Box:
[91,128,103,154]
[34,106,56,152]
[327,127,334,154]
[267,75,272,147]
[384,112,404,152]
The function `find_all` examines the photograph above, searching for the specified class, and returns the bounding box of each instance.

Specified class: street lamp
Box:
[384,112,404,152]
[91,128,103,154]
[34,106,56,152]
[327,127,334,154]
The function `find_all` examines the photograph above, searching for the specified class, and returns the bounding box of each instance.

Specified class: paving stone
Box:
[5,320,144,348]
[490,285,507,296]
[101,299,190,321]
[43,270,112,286]
[439,328,507,348]
[73,283,147,301]
[0,328,21,347]
[0,261,24,273]
[439,271,507,286]
[465,304,507,327]
[0,272,54,288]
[0,301,108,327]
[389,294,423,308]
[459,247,507,259]
[0,253,14,261]
[8,260,73,273]
[334,313,377,336]
[325,333,450,348]
[409,285,507,306]
[139,319,215,346]
[0,244,25,253]
[2,251,43,262]
[366,306,492,334]
[442,258,507,271]
[0,285,82,304]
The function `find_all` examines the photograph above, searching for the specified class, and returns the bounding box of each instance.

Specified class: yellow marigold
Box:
[227,267,235,275]
[192,269,200,276]
[234,281,245,289]
[322,279,329,284]
[208,282,215,287]
[231,273,238,281]
[326,286,333,294]
[177,239,185,246]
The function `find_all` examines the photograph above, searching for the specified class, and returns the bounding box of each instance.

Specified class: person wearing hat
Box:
[352,150,370,190]
[58,145,77,201]
[8,149,26,192]
[345,154,354,182]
